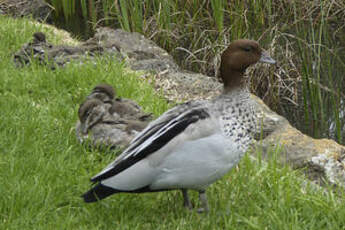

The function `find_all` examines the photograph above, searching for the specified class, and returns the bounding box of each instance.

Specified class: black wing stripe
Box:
[127,101,195,147]
[122,122,166,155]
[91,108,209,182]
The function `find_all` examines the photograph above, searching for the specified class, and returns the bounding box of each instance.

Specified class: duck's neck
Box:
[221,69,248,94]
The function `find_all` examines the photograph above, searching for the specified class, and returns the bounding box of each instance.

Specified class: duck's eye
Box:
[83,111,90,119]
[243,46,252,52]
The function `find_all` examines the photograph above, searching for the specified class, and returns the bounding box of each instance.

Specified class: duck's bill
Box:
[259,51,276,64]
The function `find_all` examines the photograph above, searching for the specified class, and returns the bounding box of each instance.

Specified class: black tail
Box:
[82,183,119,203]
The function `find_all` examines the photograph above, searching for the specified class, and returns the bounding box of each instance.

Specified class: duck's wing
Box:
[91,100,211,182]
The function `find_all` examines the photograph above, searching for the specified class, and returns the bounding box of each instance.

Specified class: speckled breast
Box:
[217,94,257,153]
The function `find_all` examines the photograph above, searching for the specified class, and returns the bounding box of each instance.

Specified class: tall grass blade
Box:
[118,0,130,31]
[80,0,88,19]
[211,0,224,32]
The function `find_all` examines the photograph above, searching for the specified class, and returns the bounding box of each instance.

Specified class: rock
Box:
[152,71,223,102]
[13,28,178,71]
[84,28,179,72]
[309,151,345,187]
[0,0,53,23]
[252,96,345,188]
[13,32,114,68]
[13,32,52,67]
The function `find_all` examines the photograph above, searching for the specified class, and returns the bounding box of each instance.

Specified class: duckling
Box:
[13,32,52,66]
[87,83,152,121]
[110,98,152,121]
[86,84,115,104]
[76,99,134,149]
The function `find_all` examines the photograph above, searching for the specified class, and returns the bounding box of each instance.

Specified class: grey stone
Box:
[85,28,179,72]
[0,0,53,22]
[13,28,178,72]
[13,32,115,68]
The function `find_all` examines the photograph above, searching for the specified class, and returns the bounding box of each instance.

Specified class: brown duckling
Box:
[76,98,148,149]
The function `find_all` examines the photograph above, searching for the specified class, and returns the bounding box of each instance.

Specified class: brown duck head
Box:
[220,39,275,91]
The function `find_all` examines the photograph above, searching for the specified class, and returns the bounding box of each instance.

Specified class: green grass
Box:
[1,15,345,229]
